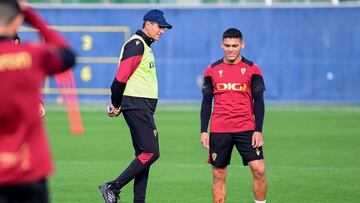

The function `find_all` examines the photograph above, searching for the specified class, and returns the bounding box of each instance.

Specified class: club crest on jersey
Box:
[240,67,246,75]
[212,153,217,161]
[218,70,223,77]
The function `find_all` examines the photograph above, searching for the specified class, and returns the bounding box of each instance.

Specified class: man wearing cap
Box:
[98,9,172,203]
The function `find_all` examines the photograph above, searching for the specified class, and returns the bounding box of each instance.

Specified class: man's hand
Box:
[252,131,264,148]
[39,102,46,118]
[200,132,210,150]
[107,105,121,117]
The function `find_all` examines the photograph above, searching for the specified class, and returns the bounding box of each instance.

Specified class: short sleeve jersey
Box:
[202,57,264,133]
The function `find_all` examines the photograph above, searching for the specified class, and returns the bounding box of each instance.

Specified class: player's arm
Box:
[200,68,214,149]
[109,39,144,117]
[22,6,75,74]
[251,73,266,148]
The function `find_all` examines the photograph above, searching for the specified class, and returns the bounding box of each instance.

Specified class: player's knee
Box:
[212,167,227,183]
[252,166,266,181]
[151,150,160,162]
[137,150,159,165]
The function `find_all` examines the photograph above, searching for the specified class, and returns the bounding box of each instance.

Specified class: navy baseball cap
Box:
[143,9,172,29]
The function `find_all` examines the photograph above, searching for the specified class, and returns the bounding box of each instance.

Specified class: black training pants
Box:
[112,110,159,203]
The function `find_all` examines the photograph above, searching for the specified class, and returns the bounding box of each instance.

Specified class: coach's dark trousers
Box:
[111,109,159,203]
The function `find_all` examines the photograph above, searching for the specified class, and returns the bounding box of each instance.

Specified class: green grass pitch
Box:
[44,104,360,203]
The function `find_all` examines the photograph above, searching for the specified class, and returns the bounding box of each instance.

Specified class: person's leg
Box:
[233,131,266,202]
[133,166,150,203]
[248,160,267,202]
[131,111,158,203]
[212,166,227,203]
[105,110,159,203]
[131,126,151,203]
[209,133,233,203]
[113,110,158,181]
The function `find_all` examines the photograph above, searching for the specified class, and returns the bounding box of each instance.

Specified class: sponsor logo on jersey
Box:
[0,52,32,72]
[0,143,30,170]
[216,83,247,91]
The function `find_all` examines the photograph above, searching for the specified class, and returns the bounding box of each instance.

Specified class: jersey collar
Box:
[135,30,154,47]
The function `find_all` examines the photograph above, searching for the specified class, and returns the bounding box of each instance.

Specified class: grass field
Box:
[44,104,360,203]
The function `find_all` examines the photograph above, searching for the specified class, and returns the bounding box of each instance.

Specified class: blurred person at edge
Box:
[0,1,76,202]
[12,33,46,118]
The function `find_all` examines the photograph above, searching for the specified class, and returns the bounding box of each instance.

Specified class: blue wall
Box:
[22,6,360,102]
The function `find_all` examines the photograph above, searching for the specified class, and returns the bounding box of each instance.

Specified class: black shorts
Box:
[0,178,49,203]
[209,131,264,167]
[123,109,159,156]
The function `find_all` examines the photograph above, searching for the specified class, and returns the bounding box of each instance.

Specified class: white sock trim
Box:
[255,200,266,203]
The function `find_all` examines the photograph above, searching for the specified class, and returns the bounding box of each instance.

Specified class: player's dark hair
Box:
[0,0,21,25]
[222,28,243,40]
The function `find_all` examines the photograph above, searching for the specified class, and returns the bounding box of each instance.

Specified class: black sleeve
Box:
[251,74,265,132]
[200,76,214,133]
[111,79,126,108]
[202,76,214,95]
[251,74,266,93]
[58,47,76,72]
[253,91,265,132]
